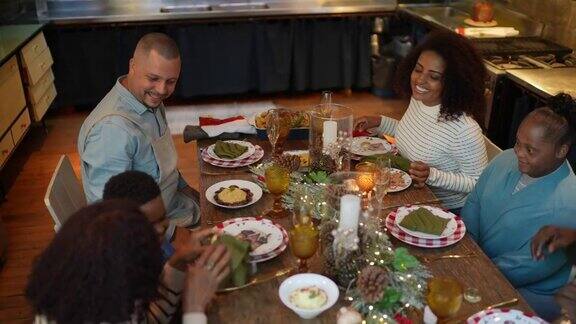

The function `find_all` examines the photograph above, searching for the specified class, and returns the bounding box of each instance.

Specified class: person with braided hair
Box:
[462,93,576,320]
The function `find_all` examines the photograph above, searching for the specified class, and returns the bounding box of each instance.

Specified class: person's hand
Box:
[354,116,381,132]
[409,161,430,188]
[556,281,576,323]
[182,244,231,313]
[531,226,576,260]
[169,227,216,271]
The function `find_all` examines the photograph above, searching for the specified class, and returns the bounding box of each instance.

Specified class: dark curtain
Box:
[45,16,372,108]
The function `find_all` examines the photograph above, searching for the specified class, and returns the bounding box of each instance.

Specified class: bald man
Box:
[78,33,200,228]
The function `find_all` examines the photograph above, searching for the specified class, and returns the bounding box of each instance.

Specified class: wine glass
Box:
[427,277,463,321]
[289,205,319,273]
[266,108,291,158]
[373,157,391,213]
[264,164,291,219]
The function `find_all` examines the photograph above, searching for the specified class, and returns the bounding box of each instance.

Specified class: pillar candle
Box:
[322,120,338,149]
[338,194,361,234]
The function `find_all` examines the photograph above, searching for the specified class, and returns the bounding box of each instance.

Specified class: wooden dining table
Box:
[197,139,532,323]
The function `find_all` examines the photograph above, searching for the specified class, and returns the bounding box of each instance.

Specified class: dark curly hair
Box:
[531,92,576,147]
[26,200,164,324]
[103,170,161,205]
[394,31,487,123]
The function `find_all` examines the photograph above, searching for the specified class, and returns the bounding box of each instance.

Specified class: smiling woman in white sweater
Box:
[356,31,488,211]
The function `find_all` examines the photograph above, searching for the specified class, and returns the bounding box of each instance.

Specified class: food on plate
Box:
[390,171,407,190]
[255,111,310,129]
[361,153,410,173]
[399,207,450,236]
[214,185,253,206]
[214,141,248,159]
[235,229,271,251]
[360,141,386,152]
[289,286,328,309]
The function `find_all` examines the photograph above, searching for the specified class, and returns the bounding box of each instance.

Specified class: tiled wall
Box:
[505,0,576,49]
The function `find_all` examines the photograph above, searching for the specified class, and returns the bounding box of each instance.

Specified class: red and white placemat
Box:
[215,216,288,263]
[467,308,546,324]
[201,145,264,168]
[385,207,466,248]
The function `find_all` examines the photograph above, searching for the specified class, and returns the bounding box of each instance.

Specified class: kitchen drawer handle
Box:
[1,150,8,155]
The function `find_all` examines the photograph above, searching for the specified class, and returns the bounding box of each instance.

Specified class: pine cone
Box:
[356,265,389,303]
[274,154,301,173]
[311,154,337,173]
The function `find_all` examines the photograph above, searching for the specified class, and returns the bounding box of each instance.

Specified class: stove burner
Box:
[528,53,576,68]
[484,55,540,70]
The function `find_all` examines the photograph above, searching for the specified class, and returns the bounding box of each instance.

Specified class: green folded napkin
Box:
[214,141,248,159]
[361,153,410,172]
[399,208,450,236]
[218,234,250,286]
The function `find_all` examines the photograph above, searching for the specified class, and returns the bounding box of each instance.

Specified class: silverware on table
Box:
[201,170,251,176]
[444,297,519,324]
[421,253,478,263]
[217,267,294,293]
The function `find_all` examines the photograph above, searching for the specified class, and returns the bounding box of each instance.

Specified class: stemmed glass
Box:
[373,157,391,214]
[266,108,291,158]
[427,277,463,321]
[264,164,291,219]
[289,195,319,273]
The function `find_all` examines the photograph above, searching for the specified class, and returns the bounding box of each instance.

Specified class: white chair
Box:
[484,135,503,162]
[44,155,87,232]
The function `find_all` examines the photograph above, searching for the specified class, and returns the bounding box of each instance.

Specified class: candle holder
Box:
[309,104,353,174]
[319,172,378,288]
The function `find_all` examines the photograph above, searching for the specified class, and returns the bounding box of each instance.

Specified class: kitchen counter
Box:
[398,2,543,38]
[0,24,44,66]
[507,68,576,98]
[39,0,397,25]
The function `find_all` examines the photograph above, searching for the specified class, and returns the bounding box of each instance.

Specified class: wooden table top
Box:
[197,139,531,323]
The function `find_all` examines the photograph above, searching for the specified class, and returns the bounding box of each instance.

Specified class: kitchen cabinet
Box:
[0,56,28,169]
[0,25,55,171]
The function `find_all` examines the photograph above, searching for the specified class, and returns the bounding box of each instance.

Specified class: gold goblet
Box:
[289,210,319,273]
[427,277,463,321]
[264,164,291,219]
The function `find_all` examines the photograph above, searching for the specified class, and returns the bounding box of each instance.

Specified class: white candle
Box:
[322,120,338,149]
[338,194,361,233]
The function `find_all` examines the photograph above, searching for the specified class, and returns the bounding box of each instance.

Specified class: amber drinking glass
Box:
[266,108,291,157]
[264,164,291,219]
[289,210,319,273]
[427,277,463,320]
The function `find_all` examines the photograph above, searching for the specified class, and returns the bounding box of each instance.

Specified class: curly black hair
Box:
[26,200,164,324]
[103,170,161,205]
[531,93,576,146]
[394,31,487,123]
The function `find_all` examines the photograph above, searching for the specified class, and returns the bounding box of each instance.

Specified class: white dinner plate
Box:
[467,308,547,324]
[206,180,263,209]
[388,168,412,193]
[350,136,392,156]
[216,217,286,259]
[394,205,458,239]
[207,140,256,161]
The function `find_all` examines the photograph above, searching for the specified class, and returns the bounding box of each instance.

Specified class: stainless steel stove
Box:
[472,37,574,149]
[472,37,573,130]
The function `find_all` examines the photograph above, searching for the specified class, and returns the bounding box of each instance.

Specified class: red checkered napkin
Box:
[466,308,545,324]
[201,145,264,168]
[385,208,466,248]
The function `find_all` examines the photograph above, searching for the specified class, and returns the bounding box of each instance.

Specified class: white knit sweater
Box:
[378,98,487,209]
